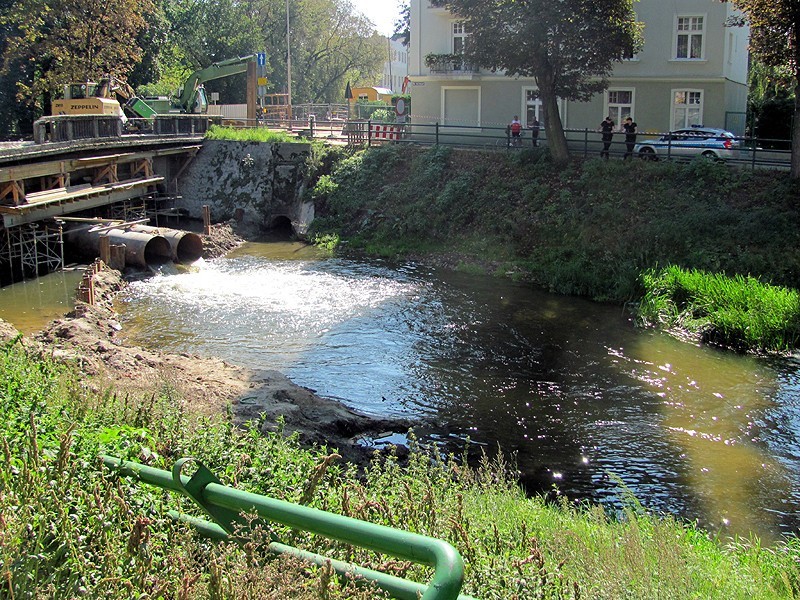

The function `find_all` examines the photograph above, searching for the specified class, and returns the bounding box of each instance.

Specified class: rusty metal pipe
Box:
[128,225,203,264]
[67,225,172,268]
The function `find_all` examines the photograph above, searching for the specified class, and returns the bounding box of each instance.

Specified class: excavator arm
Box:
[174,54,256,113]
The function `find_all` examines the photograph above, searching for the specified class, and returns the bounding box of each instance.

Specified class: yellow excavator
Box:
[50,55,256,119]
[50,79,131,117]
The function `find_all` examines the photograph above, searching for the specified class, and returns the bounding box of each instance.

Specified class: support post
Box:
[203,205,211,235]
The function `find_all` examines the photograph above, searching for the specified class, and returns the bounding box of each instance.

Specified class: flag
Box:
[345,81,353,100]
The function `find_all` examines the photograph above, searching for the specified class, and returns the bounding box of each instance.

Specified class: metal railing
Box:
[330,121,791,170]
[33,114,222,144]
[102,455,476,600]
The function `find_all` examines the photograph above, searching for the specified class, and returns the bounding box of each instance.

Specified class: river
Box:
[3,241,798,543]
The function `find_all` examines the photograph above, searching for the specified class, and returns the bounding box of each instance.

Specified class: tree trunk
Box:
[793,74,800,178]
[540,89,569,165]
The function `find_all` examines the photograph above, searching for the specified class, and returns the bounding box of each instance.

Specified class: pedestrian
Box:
[509,115,523,147]
[623,116,638,159]
[599,115,614,158]
[529,116,540,147]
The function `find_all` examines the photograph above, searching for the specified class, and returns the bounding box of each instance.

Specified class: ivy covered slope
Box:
[308,145,800,351]
[2,340,800,599]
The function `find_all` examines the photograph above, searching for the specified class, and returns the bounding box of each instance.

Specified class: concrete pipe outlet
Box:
[128,225,203,264]
[68,226,173,269]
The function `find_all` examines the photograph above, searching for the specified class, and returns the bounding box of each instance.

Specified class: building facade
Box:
[407,0,749,138]
[383,36,409,94]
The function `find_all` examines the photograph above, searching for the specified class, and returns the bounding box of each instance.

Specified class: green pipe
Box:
[102,456,472,600]
[171,512,478,600]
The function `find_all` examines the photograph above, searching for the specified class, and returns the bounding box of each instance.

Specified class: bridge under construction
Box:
[0,133,204,285]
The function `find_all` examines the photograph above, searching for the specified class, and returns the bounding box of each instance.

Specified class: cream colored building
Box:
[407,0,750,139]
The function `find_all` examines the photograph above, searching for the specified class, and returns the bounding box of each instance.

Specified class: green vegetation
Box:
[308,145,800,351]
[205,125,298,143]
[639,266,800,352]
[2,341,799,598]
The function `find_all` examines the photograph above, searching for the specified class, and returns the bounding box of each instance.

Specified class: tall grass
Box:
[638,265,800,352]
[2,341,799,598]
[205,125,298,143]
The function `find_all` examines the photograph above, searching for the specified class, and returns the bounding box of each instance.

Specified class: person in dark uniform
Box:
[623,116,638,159]
[599,115,614,158]
[529,117,540,147]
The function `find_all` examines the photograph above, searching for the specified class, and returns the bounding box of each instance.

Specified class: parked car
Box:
[634,126,740,161]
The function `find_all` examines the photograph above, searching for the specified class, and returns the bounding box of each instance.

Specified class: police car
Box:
[634,126,740,161]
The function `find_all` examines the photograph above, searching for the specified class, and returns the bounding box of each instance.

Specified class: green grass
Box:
[638,266,800,352]
[1,341,799,598]
[205,124,298,143]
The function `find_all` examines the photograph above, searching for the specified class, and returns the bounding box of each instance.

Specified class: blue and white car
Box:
[634,126,741,161]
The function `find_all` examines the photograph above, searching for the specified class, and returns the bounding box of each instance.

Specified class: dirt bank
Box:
[3,224,410,465]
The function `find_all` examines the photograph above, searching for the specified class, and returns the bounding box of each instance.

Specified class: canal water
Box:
[3,241,798,543]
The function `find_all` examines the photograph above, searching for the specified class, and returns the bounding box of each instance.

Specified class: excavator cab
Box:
[52,81,123,117]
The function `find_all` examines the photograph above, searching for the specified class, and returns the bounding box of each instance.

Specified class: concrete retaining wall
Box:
[177,140,314,234]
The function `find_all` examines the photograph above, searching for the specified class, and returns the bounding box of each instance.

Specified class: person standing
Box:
[599,115,614,158]
[508,115,523,147]
[623,116,638,159]
[529,117,540,147]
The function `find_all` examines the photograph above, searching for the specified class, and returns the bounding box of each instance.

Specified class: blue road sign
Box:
[257,52,266,66]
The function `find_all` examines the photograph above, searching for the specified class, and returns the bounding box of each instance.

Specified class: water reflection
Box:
[0,269,83,334]
[114,241,800,542]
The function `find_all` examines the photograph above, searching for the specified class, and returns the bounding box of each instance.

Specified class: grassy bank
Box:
[307,145,800,351]
[2,341,799,598]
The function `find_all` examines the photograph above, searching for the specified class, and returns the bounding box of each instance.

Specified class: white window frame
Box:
[673,14,706,61]
[604,89,635,125]
[671,88,704,129]
[452,21,468,55]
[441,85,481,128]
[522,87,542,128]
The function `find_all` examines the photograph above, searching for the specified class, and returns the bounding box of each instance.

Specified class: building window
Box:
[453,22,468,55]
[523,88,542,127]
[675,16,704,60]
[672,90,703,129]
[606,89,634,124]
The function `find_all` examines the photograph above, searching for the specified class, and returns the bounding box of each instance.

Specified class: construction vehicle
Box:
[50,54,257,120]
[133,54,256,116]
[51,81,127,117]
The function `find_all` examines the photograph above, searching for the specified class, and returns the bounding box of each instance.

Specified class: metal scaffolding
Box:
[1,222,64,280]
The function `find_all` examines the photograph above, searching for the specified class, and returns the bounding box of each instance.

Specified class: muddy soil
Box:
[1,224,410,466]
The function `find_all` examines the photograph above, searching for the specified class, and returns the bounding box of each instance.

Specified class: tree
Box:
[395,0,410,47]
[722,1,800,177]
[1,0,155,112]
[430,0,642,164]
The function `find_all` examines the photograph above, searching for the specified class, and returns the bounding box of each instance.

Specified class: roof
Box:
[352,86,393,95]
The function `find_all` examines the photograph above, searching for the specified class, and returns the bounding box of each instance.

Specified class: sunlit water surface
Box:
[51,241,800,542]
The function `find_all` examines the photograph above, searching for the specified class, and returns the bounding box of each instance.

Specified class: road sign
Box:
[257,77,268,86]
[257,52,266,66]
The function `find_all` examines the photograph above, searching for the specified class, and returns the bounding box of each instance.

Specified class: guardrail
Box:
[324,121,790,170]
[102,455,476,600]
[33,114,223,144]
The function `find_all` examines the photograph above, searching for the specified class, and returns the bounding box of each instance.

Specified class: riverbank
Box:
[308,144,800,352]
[2,223,408,467]
[2,222,800,597]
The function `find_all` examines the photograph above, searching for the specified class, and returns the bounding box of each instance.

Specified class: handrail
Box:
[102,455,477,600]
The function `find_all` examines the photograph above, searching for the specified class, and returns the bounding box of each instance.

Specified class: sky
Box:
[350,0,403,36]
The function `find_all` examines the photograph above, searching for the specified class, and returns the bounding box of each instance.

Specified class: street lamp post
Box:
[286,0,293,128]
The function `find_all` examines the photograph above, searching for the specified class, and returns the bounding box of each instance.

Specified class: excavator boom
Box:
[175,54,256,113]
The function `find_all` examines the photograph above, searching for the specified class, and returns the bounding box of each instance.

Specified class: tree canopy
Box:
[723,0,800,177]
[430,0,643,163]
[0,0,386,135]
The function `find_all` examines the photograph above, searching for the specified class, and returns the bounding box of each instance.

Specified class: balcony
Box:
[424,53,479,75]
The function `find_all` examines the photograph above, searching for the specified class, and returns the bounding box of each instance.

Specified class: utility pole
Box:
[286,0,293,127]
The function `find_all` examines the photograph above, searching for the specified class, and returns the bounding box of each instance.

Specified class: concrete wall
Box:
[177,140,314,234]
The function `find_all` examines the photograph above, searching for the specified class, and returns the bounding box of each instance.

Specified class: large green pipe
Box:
[102,456,475,600]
